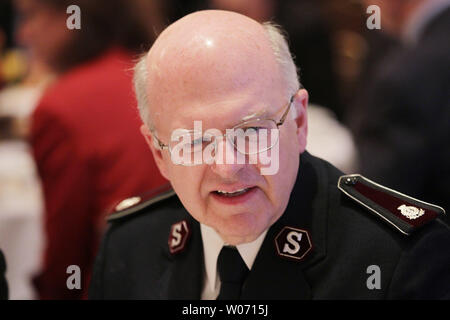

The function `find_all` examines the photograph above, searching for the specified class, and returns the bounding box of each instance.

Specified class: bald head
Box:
[134,10,299,129]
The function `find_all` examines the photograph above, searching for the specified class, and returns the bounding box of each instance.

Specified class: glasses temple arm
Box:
[277,95,295,126]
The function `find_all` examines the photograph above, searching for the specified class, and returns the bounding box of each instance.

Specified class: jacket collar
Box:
[241,151,329,299]
[159,213,204,299]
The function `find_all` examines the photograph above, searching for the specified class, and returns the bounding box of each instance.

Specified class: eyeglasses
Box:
[151,94,295,158]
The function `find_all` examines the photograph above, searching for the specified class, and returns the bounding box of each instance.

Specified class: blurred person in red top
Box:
[15,0,168,299]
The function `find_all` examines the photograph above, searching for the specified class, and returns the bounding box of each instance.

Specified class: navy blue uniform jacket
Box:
[89,152,450,299]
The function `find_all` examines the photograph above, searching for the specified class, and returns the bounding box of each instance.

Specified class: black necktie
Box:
[217,246,249,300]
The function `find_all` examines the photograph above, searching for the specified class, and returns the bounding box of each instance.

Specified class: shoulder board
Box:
[338,174,446,236]
[107,184,176,222]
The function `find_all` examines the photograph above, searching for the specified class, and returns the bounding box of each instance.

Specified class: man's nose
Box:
[209,136,245,178]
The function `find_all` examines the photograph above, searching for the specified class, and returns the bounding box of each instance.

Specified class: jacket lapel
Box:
[240,227,312,299]
[241,152,329,299]
[159,214,204,299]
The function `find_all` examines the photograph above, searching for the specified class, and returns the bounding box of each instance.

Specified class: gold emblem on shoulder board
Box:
[397,204,425,220]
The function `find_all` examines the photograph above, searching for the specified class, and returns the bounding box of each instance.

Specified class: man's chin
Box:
[218,232,261,246]
[213,215,267,245]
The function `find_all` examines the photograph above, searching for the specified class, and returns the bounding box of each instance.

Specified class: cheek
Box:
[264,172,292,211]
[166,164,206,209]
[273,128,300,172]
[266,132,299,202]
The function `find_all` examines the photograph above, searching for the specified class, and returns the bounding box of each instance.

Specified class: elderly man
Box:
[89,10,450,299]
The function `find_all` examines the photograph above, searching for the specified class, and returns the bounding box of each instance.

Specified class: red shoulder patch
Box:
[168,220,191,255]
[338,174,446,235]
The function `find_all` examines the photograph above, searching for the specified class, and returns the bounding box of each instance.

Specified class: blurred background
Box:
[0,0,448,299]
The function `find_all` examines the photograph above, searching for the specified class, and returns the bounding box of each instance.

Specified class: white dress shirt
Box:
[200,224,267,300]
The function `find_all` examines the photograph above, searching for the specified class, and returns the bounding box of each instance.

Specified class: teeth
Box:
[216,188,249,195]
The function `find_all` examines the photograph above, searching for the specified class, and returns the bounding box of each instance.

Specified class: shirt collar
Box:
[200,224,267,293]
[403,0,450,44]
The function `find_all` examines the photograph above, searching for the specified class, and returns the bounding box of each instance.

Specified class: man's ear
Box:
[293,89,308,153]
[140,125,170,180]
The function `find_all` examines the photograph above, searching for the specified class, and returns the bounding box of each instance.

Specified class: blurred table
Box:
[307,104,358,174]
[0,141,43,299]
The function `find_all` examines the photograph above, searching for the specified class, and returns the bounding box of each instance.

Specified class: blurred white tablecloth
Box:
[307,104,359,174]
[0,141,44,300]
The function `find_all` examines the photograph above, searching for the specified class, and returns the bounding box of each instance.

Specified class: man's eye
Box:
[244,126,266,133]
[190,138,204,147]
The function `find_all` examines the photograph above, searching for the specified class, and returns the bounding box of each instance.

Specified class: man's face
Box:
[141,11,308,245]
[15,0,71,67]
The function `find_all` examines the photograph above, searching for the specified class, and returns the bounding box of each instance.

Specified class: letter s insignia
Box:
[283,231,302,254]
[275,226,312,261]
[168,220,191,254]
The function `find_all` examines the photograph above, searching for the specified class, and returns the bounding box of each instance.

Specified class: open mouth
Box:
[211,186,258,204]
[214,188,252,197]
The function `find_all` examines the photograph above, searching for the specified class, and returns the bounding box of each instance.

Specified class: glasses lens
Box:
[168,131,215,166]
[231,120,279,154]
